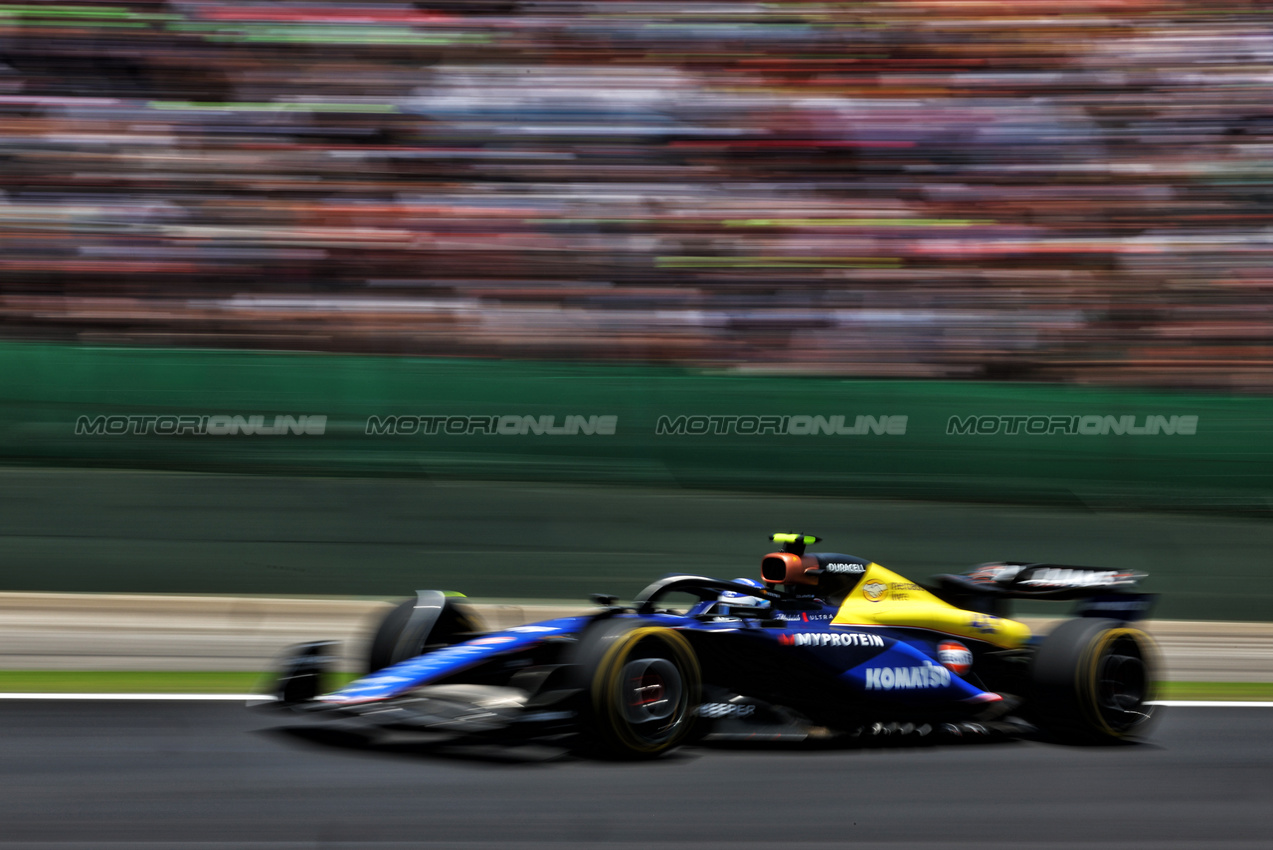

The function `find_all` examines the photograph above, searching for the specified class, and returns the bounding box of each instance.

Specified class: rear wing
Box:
[933,563,1155,621]
[936,563,1145,600]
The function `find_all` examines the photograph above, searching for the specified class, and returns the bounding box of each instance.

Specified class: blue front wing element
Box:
[320,616,590,704]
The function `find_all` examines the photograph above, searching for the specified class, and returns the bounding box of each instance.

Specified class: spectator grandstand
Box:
[1,0,1270,389]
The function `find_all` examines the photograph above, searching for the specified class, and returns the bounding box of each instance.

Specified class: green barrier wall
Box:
[1,341,1270,510]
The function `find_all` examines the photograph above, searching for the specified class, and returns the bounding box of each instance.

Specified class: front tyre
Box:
[1030,617,1159,742]
[367,592,484,673]
[576,621,701,758]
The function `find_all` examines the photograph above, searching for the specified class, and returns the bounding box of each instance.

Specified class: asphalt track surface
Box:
[0,702,1269,849]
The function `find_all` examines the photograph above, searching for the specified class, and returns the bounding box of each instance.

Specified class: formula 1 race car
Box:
[270,533,1159,757]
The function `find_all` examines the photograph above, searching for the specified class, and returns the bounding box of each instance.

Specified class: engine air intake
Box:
[761,552,817,586]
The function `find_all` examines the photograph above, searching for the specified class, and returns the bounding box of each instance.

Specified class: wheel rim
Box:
[1093,632,1153,734]
[621,657,683,726]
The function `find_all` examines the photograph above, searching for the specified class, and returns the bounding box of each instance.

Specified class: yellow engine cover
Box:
[831,565,1032,650]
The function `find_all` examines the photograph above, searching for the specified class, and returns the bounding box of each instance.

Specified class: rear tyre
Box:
[367,593,484,673]
[573,621,701,759]
[1030,617,1158,742]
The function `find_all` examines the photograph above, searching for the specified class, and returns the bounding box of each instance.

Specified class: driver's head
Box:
[717,578,770,610]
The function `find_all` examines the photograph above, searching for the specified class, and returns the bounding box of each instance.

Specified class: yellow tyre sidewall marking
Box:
[592,627,701,754]
[1076,627,1154,738]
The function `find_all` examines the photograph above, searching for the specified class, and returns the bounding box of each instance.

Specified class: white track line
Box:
[0,694,1270,707]
[1150,700,1273,708]
[0,693,268,700]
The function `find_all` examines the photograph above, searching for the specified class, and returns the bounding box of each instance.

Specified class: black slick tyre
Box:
[573,620,701,759]
[367,593,483,673]
[1030,617,1158,742]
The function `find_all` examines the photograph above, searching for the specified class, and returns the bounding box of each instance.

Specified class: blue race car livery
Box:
[270,532,1159,757]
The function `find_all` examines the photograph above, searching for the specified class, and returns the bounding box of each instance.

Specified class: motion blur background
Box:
[3,0,1271,383]
[2,0,1272,615]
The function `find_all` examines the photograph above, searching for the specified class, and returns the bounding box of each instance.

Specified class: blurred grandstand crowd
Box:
[1,0,1270,388]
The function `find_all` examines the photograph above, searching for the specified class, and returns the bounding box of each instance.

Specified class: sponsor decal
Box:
[697,703,757,719]
[966,564,1024,585]
[366,414,617,436]
[968,614,999,635]
[445,644,496,658]
[864,660,952,691]
[654,415,907,436]
[468,636,516,646]
[825,562,867,574]
[775,611,833,622]
[357,674,411,687]
[507,625,560,634]
[889,581,921,601]
[778,632,885,648]
[937,641,973,676]
[946,414,1198,437]
[75,414,327,436]
[1019,568,1128,588]
[862,581,888,602]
